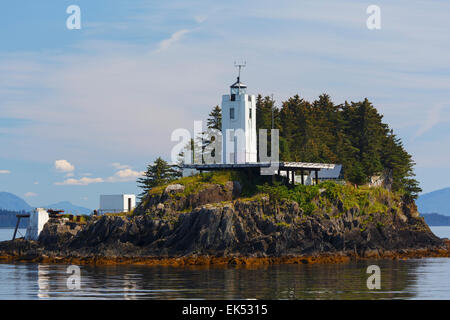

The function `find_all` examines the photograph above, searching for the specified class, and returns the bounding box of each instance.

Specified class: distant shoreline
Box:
[422,213,450,226]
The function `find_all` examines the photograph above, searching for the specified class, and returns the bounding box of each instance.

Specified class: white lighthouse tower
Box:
[221,63,257,164]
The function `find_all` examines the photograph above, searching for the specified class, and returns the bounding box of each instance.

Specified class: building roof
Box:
[184,162,335,171]
[315,164,343,179]
[230,77,247,89]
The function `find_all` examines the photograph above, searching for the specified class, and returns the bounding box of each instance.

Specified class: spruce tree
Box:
[207,105,222,130]
[256,95,277,160]
[137,157,181,199]
[255,93,420,197]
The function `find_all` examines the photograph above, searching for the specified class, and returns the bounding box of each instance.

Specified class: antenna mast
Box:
[271,94,274,129]
[234,61,246,89]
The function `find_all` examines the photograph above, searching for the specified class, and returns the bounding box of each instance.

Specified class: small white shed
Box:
[99,194,136,214]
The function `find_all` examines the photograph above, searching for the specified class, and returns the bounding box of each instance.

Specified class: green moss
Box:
[261,213,271,221]
[145,170,273,202]
[276,221,291,228]
[148,171,239,198]
[257,181,403,218]
[104,211,134,217]
[257,182,321,215]
[141,171,402,223]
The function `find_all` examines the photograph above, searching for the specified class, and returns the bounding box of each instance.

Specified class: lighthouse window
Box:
[248,95,251,102]
[249,108,252,119]
[231,94,236,101]
[230,108,235,120]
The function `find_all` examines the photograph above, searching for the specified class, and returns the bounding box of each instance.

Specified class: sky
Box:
[0,0,449,209]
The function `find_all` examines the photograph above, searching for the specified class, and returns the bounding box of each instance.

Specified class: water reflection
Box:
[409,258,450,300]
[37,265,50,299]
[0,258,449,299]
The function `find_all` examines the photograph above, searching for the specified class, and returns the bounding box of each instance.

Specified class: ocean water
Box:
[0,228,26,242]
[0,227,449,300]
[428,226,450,239]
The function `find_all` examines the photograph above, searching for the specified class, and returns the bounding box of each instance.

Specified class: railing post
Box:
[12,217,21,240]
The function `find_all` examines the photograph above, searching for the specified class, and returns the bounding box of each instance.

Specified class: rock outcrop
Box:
[0,180,447,264]
[135,181,242,214]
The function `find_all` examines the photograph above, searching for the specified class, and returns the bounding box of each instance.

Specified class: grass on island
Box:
[257,181,401,217]
[141,170,403,218]
[149,170,242,196]
[103,210,134,217]
[59,214,90,224]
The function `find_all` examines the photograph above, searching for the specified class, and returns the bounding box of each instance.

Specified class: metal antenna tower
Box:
[271,94,274,129]
[234,61,246,84]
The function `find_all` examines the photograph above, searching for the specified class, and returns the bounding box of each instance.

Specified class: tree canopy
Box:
[207,105,222,131]
[255,93,421,198]
[137,157,182,199]
[206,93,421,198]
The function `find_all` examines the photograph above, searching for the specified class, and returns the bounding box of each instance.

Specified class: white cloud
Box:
[0,45,218,164]
[107,168,144,182]
[65,172,75,177]
[0,170,10,174]
[55,160,75,173]
[1,0,450,195]
[55,166,143,185]
[111,162,131,170]
[55,177,104,186]
[156,29,190,52]
[24,192,37,197]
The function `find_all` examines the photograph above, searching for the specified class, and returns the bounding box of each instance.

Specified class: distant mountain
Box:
[422,213,450,226]
[44,201,92,215]
[0,192,32,212]
[417,188,450,216]
[0,209,28,228]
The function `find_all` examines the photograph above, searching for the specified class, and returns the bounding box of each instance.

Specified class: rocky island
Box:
[0,171,448,266]
[2,93,449,265]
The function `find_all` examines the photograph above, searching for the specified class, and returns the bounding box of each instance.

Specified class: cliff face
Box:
[27,183,445,258]
[0,181,445,262]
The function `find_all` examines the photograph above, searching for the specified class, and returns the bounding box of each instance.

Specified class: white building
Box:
[221,75,257,164]
[99,194,136,214]
[25,208,49,241]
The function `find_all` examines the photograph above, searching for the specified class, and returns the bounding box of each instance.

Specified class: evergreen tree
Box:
[204,106,223,161]
[137,157,181,199]
[256,95,274,130]
[254,93,420,197]
[207,105,222,130]
[203,92,420,197]
[256,95,277,160]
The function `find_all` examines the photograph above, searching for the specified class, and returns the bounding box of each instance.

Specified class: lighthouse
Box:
[183,64,336,184]
[221,64,257,164]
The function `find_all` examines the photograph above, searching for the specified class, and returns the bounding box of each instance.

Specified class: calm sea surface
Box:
[0,227,449,300]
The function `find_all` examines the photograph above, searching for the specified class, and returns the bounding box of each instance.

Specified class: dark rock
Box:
[164,184,185,195]
[0,182,444,260]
